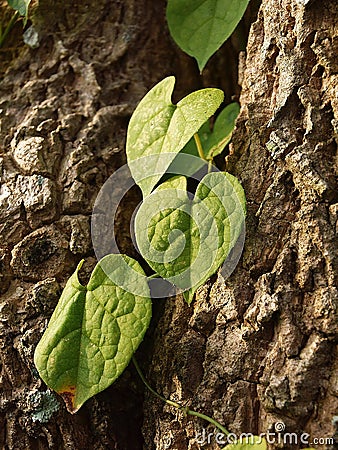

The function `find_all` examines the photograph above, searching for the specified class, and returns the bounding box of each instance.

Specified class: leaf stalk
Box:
[194,133,206,160]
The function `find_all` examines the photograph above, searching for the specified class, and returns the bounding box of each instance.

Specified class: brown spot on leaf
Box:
[59,386,78,414]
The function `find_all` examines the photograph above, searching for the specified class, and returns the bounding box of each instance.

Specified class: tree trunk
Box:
[0,1,198,448]
[142,1,338,450]
[0,1,336,450]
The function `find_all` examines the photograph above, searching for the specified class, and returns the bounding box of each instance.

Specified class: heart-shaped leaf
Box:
[34,254,152,413]
[166,0,250,71]
[134,171,246,304]
[223,436,267,449]
[182,102,240,160]
[126,76,224,197]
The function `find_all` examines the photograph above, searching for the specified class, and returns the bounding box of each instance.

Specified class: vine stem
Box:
[194,133,206,161]
[0,11,20,48]
[194,132,215,172]
[208,159,213,173]
[132,356,230,438]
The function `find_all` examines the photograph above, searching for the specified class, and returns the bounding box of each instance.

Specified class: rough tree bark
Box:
[142,1,338,450]
[0,0,250,448]
[0,1,336,450]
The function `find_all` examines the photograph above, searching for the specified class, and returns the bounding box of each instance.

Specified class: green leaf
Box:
[134,171,246,304]
[34,255,152,413]
[7,0,31,23]
[126,76,224,197]
[204,102,240,159]
[223,436,267,449]
[182,102,240,161]
[183,169,246,302]
[166,0,250,71]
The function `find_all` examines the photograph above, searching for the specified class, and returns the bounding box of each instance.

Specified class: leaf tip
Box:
[58,386,80,414]
[183,290,194,305]
[197,59,206,74]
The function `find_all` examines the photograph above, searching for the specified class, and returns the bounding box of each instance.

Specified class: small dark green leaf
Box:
[34,255,152,413]
[166,0,250,71]
[204,102,240,159]
[182,102,240,161]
